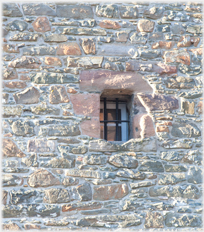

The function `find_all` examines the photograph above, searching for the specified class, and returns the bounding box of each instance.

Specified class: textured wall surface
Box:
[2,2,203,230]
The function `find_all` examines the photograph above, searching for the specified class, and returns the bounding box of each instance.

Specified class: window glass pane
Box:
[107,109,121,121]
[107,124,121,141]
[100,109,103,121]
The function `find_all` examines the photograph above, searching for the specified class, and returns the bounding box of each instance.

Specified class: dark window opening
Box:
[100,97,130,141]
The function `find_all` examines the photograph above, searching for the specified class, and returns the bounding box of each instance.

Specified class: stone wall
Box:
[2,2,203,230]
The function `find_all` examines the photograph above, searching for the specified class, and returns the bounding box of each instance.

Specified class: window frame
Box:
[100,97,129,142]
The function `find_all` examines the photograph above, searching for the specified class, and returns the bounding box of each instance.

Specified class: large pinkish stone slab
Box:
[79,70,152,93]
[80,117,100,138]
[137,93,179,112]
[70,93,100,117]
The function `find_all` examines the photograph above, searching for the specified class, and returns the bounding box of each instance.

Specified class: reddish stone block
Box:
[44,57,62,66]
[190,48,202,56]
[3,138,26,158]
[70,93,100,117]
[80,117,100,138]
[197,101,203,114]
[93,184,128,200]
[32,17,51,32]
[140,115,155,138]
[154,63,177,75]
[79,70,152,93]
[164,50,190,65]
[177,35,200,47]
[3,223,21,230]
[133,113,146,138]
[152,41,175,49]
[4,81,27,89]
[56,43,82,56]
[67,88,77,94]
[137,93,179,112]
[156,126,169,133]
[99,20,121,29]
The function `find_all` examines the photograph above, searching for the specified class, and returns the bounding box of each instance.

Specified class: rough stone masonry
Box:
[2,2,203,231]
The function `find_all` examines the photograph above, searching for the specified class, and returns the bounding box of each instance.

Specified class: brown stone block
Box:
[3,44,19,53]
[163,50,190,65]
[93,184,128,200]
[99,20,121,29]
[80,117,100,138]
[3,223,21,230]
[27,169,61,187]
[197,101,203,114]
[80,38,96,55]
[177,35,200,48]
[190,48,202,56]
[56,43,81,56]
[137,93,179,112]
[79,70,152,93]
[3,138,26,157]
[44,57,62,66]
[70,93,100,117]
[4,81,27,89]
[152,41,175,49]
[133,113,146,138]
[156,126,169,133]
[32,17,51,32]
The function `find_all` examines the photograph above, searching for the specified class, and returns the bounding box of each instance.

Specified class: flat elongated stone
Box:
[3,205,23,218]
[165,165,187,172]
[46,124,80,136]
[9,32,39,41]
[109,154,138,168]
[9,56,41,69]
[171,122,201,138]
[98,44,136,56]
[80,70,152,93]
[3,174,23,187]
[144,6,164,19]
[62,177,79,186]
[56,43,81,55]
[160,151,180,161]
[44,57,62,66]
[121,138,157,152]
[9,189,41,204]
[42,156,75,169]
[68,57,103,69]
[117,169,146,180]
[44,34,67,43]
[3,222,21,230]
[84,154,107,165]
[96,4,118,18]
[66,170,101,179]
[158,173,186,185]
[3,3,22,17]
[28,139,55,152]
[44,188,71,203]
[162,139,193,149]
[4,81,26,89]
[23,46,56,56]
[149,184,201,199]
[93,184,128,200]
[22,3,56,16]
[70,93,100,117]
[99,20,121,29]
[3,139,25,158]
[130,181,155,189]
[137,93,179,112]
[62,202,102,212]
[28,169,61,187]
[89,139,119,152]
[14,87,40,104]
[3,105,23,117]
[62,28,106,36]
[32,17,51,32]
[139,160,164,172]
[186,24,202,34]
[6,20,28,31]
[31,73,78,84]
[165,213,202,227]
[56,5,93,19]
[120,6,138,18]
[27,204,60,218]
[165,76,195,89]
[11,120,34,136]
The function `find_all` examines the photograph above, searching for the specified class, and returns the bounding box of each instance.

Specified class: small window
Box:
[100,97,130,141]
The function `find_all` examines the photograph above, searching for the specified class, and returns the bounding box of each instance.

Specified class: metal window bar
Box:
[101,98,130,141]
